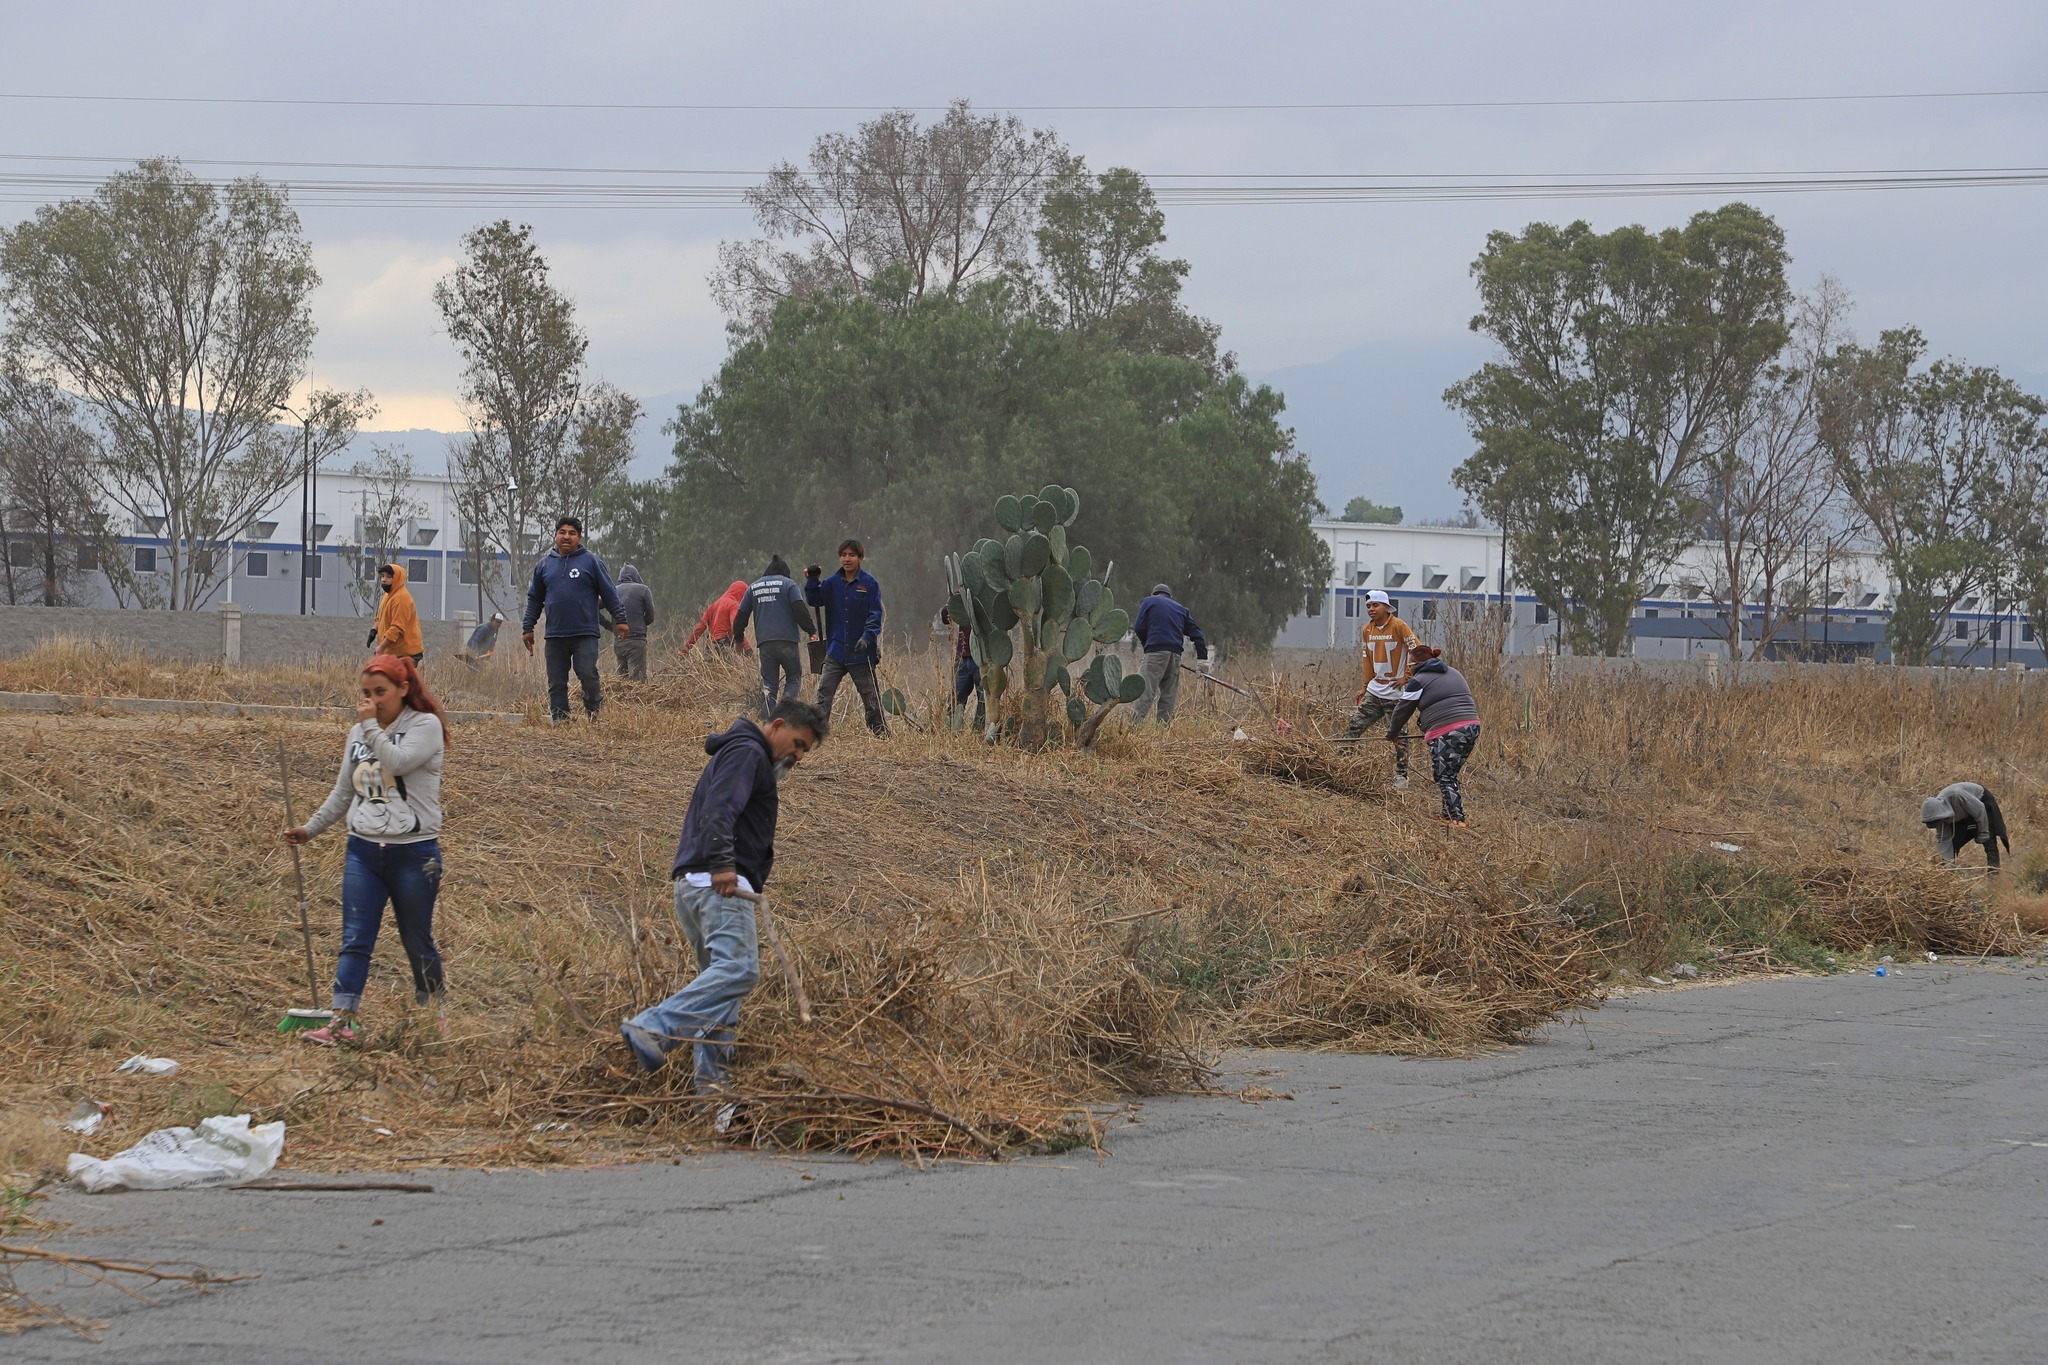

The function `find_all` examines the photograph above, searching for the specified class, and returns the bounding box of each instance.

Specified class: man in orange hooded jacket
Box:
[681,580,751,658]
[372,563,425,663]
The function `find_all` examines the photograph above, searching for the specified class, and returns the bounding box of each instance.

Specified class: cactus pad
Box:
[994,495,1023,532]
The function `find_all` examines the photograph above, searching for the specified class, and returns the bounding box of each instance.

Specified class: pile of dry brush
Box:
[0,636,2036,1180]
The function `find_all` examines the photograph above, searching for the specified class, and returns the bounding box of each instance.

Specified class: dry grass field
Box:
[1,633,2040,1197]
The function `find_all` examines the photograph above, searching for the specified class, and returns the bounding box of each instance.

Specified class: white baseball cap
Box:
[1365,589,1391,606]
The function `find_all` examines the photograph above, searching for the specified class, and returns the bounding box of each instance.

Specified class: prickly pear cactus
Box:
[945,485,1136,749]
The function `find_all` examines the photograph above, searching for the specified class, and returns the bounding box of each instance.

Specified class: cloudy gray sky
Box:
[3,0,2043,516]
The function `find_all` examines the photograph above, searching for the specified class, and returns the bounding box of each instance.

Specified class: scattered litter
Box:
[1874,966,1889,977]
[1825,957,1837,965]
[68,1113,285,1193]
[1671,963,1699,979]
[115,1055,180,1076]
[1231,727,1251,742]
[372,1128,394,1138]
[58,1098,111,1135]
[530,1122,573,1134]
[1647,976,1672,985]
[1926,952,1939,963]
[1710,841,1743,853]
[1880,955,1895,964]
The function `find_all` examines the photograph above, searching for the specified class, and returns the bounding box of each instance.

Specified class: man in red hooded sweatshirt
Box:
[681,581,751,658]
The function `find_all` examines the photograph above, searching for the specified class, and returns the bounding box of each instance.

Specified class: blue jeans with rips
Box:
[625,881,761,1089]
[545,633,603,720]
[333,836,445,1012]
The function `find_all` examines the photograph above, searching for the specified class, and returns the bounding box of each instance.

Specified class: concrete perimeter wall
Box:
[0,604,476,667]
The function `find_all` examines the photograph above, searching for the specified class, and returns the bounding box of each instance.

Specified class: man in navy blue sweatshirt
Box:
[521,516,628,722]
[804,538,889,736]
[1131,583,1208,726]
[620,697,830,1107]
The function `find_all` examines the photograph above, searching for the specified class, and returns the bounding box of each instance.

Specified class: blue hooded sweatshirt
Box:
[523,545,626,639]
[1132,591,1209,659]
[805,566,884,664]
[670,718,780,891]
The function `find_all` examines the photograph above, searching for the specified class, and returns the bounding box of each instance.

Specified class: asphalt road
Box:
[15,965,2048,1364]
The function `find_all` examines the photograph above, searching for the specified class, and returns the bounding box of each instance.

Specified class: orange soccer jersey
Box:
[1361,614,1418,698]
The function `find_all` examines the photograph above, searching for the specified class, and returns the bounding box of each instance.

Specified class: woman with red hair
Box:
[285,655,452,1045]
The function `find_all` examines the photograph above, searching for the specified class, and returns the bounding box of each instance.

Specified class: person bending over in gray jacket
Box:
[613,564,657,681]
[733,556,815,716]
[1386,646,1481,826]
[1921,781,2009,870]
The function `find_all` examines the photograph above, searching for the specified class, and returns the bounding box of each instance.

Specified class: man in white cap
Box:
[1339,589,1417,787]
[1921,781,2008,870]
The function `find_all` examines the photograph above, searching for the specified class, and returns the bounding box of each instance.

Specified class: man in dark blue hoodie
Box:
[1131,583,1208,726]
[521,516,629,722]
[804,539,889,736]
[732,555,815,717]
[620,698,830,1104]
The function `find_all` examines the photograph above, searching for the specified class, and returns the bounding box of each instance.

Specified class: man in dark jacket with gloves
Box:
[805,539,889,736]
[620,697,830,1107]
[522,516,629,722]
[1131,584,1208,726]
[612,564,656,681]
[733,555,815,715]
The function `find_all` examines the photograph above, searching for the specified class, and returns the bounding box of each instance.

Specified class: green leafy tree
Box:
[1337,497,1402,524]
[0,158,370,609]
[1820,328,2048,665]
[1447,203,1791,653]
[0,376,132,606]
[1032,160,1221,373]
[614,283,1324,652]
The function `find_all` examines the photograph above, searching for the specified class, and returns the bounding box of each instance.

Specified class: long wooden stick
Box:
[734,889,811,1024]
[277,738,323,1011]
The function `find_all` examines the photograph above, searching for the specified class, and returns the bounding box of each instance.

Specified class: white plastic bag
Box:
[68,1113,285,1193]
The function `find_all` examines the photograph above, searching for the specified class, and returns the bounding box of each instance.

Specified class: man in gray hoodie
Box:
[732,555,815,716]
[1921,781,2009,870]
[613,564,657,681]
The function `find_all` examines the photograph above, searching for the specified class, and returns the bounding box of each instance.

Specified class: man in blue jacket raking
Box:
[1130,584,1208,726]
[804,538,889,736]
[521,516,629,723]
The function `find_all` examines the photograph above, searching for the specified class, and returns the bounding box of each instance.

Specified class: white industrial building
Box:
[1278,520,2046,668]
[57,468,513,621]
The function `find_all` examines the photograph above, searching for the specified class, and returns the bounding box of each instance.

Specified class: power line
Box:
[1,88,2046,115]
[3,167,2040,210]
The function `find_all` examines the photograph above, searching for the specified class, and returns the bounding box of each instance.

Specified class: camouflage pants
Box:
[1340,692,1409,776]
[1429,723,1480,822]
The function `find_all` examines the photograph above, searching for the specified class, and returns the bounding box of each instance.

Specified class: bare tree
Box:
[436,220,588,605]
[0,158,370,609]
[335,444,426,615]
[713,100,1067,327]
[1700,280,1859,659]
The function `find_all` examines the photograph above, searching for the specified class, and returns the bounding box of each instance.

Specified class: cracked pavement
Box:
[14,964,2048,1363]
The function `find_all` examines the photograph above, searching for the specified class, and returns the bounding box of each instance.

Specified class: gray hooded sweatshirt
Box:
[615,564,657,639]
[303,706,445,845]
[1921,781,2006,861]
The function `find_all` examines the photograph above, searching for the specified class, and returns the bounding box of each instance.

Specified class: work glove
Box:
[366,629,377,649]
[805,565,822,580]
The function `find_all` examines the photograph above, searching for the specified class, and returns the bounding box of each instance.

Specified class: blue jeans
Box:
[626,881,761,1089]
[333,837,445,1012]
[545,634,603,720]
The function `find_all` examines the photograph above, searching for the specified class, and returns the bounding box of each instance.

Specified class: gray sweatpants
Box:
[1133,650,1181,724]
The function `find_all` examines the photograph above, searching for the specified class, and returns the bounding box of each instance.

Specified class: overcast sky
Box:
[3,0,2043,516]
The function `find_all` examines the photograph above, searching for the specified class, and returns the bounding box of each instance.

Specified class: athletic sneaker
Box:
[1436,816,1469,829]
[619,1020,665,1073]
[301,1020,358,1047]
